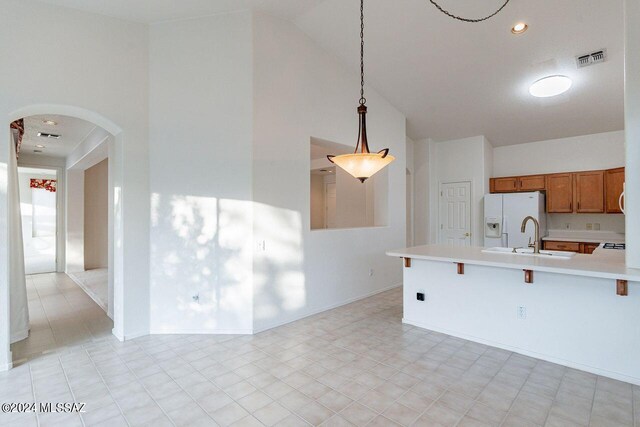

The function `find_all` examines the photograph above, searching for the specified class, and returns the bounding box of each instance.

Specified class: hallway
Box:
[11,273,113,364]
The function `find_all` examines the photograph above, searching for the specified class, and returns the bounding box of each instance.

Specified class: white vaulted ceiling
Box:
[32,0,625,146]
[294,0,624,146]
[33,0,326,23]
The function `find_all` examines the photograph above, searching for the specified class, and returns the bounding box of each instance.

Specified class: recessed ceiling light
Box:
[35,144,45,148]
[529,75,572,97]
[43,120,57,126]
[511,22,528,34]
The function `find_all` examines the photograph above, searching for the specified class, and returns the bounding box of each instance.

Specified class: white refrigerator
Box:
[484,192,546,248]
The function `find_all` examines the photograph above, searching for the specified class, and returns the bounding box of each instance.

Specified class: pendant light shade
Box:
[328,105,394,182]
[330,153,395,183]
[327,0,394,183]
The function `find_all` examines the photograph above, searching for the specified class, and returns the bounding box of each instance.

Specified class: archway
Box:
[3,104,126,368]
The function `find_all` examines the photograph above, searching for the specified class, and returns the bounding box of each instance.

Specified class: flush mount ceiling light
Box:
[327,0,394,183]
[43,119,57,126]
[511,22,528,34]
[35,144,45,148]
[529,75,572,97]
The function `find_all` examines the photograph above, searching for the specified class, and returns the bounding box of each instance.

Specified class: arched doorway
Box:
[4,104,126,368]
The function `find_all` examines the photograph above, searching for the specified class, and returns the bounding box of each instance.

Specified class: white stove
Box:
[592,242,626,258]
[601,242,626,250]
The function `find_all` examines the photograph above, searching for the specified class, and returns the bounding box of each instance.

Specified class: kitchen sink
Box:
[482,247,576,259]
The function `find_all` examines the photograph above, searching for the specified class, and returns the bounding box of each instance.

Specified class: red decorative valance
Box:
[30,179,57,193]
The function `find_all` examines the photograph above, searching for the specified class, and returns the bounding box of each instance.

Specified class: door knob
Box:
[464,233,470,237]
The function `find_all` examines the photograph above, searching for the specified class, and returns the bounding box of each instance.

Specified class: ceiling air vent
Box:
[576,49,607,68]
[37,132,60,139]
[33,149,43,153]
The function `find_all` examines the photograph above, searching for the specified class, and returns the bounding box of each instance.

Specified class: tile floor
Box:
[10,273,113,363]
[2,285,639,427]
[68,269,109,312]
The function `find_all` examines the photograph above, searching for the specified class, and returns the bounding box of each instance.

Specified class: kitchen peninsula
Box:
[387,245,640,385]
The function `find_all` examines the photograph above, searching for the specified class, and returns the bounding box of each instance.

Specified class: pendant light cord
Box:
[359,0,366,106]
[428,0,510,23]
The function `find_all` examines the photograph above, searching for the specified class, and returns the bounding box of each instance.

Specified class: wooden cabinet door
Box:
[518,175,546,192]
[605,167,625,213]
[543,241,581,252]
[581,243,600,254]
[491,177,518,193]
[546,174,574,213]
[575,171,604,213]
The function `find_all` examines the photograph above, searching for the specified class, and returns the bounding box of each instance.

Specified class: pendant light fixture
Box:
[327,0,394,183]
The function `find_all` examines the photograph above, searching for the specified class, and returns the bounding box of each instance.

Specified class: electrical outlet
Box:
[586,223,593,230]
[517,306,526,319]
[416,292,425,301]
[192,294,200,304]
[256,240,266,251]
[594,223,600,230]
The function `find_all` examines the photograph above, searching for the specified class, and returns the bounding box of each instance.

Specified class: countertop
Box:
[386,245,640,282]
[542,230,625,244]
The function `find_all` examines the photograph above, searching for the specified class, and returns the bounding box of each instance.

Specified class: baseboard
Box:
[403,318,640,387]
[253,283,402,334]
[67,272,108,313]
[149,328,254,335]
[124,330,149,340]
[0,361,13,372]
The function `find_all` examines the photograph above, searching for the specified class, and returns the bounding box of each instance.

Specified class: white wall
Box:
[335,168,377,229]
[148,12,254,333]
[406,137,414,247]
[427,136,492,247]
[403,259,640,385]
[84,159,108,269]
[252,13,406,332]
[310,174,325,229]
[625,0,640,268]
[413,139,430,245]
[1,0,150,368]
[493,131,625,177]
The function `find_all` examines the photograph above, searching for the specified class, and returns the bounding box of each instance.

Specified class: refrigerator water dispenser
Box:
[485,217,502,238]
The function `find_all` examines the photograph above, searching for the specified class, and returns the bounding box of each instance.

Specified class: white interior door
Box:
[325,182,336,229]
[439,181,472,247]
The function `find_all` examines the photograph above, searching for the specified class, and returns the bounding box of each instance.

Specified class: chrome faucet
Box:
[521,216,541,254]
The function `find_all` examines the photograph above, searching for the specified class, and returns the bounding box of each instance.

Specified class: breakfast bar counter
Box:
[387,244,640,385]
[387,244,640,282]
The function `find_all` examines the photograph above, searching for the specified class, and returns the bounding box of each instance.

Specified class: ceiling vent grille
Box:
[37,132,60,139]
[576,49,607,68]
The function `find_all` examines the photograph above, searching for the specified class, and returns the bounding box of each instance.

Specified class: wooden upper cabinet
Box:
[605,167,625,213]
[518,175,546,192]
[546,173,574,213]
[491,177,518,193]
[575,171,605,213]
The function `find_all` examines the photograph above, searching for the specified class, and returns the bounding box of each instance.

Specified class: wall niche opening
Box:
[310,137,388,230]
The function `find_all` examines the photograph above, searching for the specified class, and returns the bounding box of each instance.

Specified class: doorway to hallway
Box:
[18,167,58,275]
